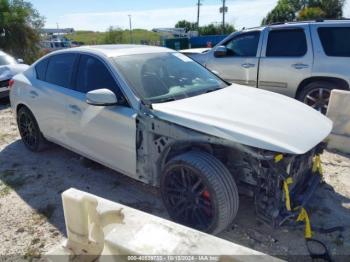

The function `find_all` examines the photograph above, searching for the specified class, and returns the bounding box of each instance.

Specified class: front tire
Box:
[160,151,239,235]
[17,106,47,152]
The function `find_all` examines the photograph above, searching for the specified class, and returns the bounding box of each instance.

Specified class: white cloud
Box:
[345,0,350,17]
[48,0,277,32]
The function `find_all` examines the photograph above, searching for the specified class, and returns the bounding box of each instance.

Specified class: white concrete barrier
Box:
[47,188,282,262]
[326,89,350,154]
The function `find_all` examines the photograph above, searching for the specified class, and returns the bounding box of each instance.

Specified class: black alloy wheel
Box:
[17,106,46,152]
[162,164,214,231]
[161,151,239,234]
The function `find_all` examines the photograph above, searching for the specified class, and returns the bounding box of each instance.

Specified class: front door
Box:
[205,31,261,87]
[64,54,137,176]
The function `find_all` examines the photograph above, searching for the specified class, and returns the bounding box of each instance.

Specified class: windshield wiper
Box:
[152,97,176,104]
[205,87,222,94]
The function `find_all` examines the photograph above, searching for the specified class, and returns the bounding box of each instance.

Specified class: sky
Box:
[29,0,350,32]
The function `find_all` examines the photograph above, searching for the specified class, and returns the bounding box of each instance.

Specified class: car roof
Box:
[241,19,350,32]
[60,44,173,58]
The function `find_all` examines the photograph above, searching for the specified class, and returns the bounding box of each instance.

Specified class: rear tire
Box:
[17,106,48,152]
[297,81,334,114]
[160,151,239,235]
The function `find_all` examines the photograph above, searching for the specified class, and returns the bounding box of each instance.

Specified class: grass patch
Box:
[23,246,41,261]
[0,184,11,197]
[0,131,12,142]
[0,169,26,197]
[67,29,161,45]
[38,204,56,219]
[0,169,15,178]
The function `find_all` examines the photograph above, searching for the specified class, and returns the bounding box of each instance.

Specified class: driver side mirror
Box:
[86,89,118,106]
[214,46,227,58]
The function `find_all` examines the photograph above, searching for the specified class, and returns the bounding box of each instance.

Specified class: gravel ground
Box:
[0,97,350,261]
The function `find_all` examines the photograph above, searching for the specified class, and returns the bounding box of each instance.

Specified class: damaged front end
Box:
[136,111,329,230]
[251,142,327,228]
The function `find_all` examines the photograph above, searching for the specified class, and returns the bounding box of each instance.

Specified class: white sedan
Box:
[10,45,332,234]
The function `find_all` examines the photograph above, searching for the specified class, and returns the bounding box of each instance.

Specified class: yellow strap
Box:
[296,208,313,239]
[312,155,323,175]
[283,177,293,211]
[275,154,284,163]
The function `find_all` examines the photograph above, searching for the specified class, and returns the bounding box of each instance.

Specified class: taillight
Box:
[8,79,14,89]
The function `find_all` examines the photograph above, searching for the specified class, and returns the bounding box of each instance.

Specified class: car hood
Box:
[152,85,333,154]
[0,64,29,81]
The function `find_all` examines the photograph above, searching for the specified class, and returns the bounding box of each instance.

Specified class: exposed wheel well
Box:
[159,141,258,197]
[296,77,349,99]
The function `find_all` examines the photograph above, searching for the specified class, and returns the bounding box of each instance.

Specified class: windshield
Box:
[112,52,228,104]
[0,55,17,66]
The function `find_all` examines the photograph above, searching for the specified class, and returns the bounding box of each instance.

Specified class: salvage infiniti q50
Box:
[10,45,332,234]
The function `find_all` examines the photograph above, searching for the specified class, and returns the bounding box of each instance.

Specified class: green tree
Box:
[200,23,235,35]
[0,0,45,63]
[298,6,326,20]
[103,26,124,44]
[175,20,235,35]
[262,0,346,25]
[262,0,298,25]
[175,20,197,32]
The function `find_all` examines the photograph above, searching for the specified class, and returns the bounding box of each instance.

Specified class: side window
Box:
[266,29,307,57]
[224,32,260,57]
[35,58,49,81]
[318,27,350,57]
[46,53,77,88]
[75,55,122,95]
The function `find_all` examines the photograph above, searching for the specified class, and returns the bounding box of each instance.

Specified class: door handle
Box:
[29,90,38,98]
[292,63,309,70]
[68,104,81,114]
[241,63,255,69]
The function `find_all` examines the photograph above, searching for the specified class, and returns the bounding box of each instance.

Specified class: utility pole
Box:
[222,0,226,34]
[128,14,133,44]
[196,0,202,31]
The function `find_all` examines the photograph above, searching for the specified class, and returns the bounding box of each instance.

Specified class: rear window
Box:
[318,27,350,57]
[46,53,77,88]
[266,29,307,57]
[35,58,49,81]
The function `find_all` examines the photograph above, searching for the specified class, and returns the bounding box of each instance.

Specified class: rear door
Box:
[205,31,262,86]
[30,53,78,142]
[64,54,137,176]
[258,25,313,97]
